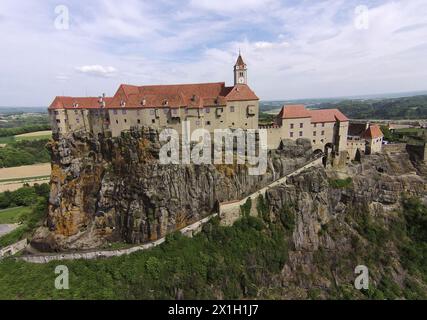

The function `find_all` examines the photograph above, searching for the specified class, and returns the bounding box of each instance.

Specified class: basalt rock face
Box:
[32,129,314,252]
[263,152,427,299]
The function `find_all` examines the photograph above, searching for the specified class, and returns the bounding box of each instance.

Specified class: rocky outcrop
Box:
[32,129,314,252]
[263,152,426,299]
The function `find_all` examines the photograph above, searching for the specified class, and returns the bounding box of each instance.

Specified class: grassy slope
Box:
[0,193,425,300]
[0,216,288,300]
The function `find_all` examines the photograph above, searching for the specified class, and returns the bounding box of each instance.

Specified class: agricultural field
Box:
[0,130,52,145]
[0,163,51,192]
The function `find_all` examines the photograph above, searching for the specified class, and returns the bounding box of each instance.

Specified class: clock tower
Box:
[234,52,247,85]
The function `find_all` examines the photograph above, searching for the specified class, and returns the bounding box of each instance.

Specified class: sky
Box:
[0,0,427,106]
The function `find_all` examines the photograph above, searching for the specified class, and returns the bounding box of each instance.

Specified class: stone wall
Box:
[219,157,324,226]
[382,143,407,154]
[407,143,427,163]
[21,215,217,264]
[0,239,28,258]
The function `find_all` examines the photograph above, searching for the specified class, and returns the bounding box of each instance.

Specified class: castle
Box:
[48,53,382,159]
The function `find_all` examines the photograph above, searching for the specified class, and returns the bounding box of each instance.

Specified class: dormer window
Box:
[163,99,169,106]
[120,100,126,107]
[191,95,196,102]
[141,99,146,106]
[73,103,79,108]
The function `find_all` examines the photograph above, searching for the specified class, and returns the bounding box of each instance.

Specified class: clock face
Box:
[238,77,245,84]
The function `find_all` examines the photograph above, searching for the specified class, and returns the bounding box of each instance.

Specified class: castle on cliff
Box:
[48,53,382,160]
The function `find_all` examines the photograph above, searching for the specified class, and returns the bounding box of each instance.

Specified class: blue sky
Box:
[0,0,427,106]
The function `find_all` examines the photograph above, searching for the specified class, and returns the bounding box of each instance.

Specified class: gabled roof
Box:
[310,109,349,123]
[277,105,311,119]
[362,125,384,139]
[107,82,258,109]
[49,97,112,110]
[277,105,349,123]
[223,84,259,102]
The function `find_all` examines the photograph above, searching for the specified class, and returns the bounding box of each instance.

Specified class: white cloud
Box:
[0,0,427,106]
[75,65,117,77]
[55,74,70,81]
[254,41,290,50]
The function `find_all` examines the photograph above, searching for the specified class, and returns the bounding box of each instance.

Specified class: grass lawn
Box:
[0,207,31,224]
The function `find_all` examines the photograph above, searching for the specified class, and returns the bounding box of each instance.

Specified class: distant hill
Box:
[0,107,47,115]
[261,93,427,120]
[314,95,427,120]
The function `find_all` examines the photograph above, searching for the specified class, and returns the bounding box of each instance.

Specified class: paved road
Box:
[0,224,18,237]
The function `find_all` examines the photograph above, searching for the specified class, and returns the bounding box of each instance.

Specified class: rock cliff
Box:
[32,129,314,251]
[263,152,427,299]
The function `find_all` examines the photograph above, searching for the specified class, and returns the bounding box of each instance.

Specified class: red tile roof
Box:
[223,84,258,102]
[107,82,258,109]
[309,109,349,123]
[277,105,349,123]
[49,97,112,110]
[362,125,384,139]
[277,105,311,119]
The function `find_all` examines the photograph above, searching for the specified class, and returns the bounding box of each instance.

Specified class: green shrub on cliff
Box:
[0,215,288,299]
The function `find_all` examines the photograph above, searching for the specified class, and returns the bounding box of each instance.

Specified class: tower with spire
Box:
[234,51,247,85]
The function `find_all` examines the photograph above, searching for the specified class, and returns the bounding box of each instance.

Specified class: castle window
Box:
[76,118,80,124]
[150,109,155,116]
[124,119,127,123]
[290,124,294,129]
[299,131,303,137]
[230,106,235,113]
[54,111,59,115]
[172,109,178,115]
[314,123,317,128]
[113,110,118,115]
[322,123,325,127]
[313,131,317,136]
[122,110,127,115]
[152,119,155,124]
[321,131,325,135]
[206,121,211,125]
[240,72,244,77]
[164,109,169,114]
[313,140,316,144]
[290,132,294,138]
[116,120,119,124]
[56,119,61,124]
[300,123,303,128]
[74,110,78,114]
[137,119,141,124]
[205,108,210,114]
